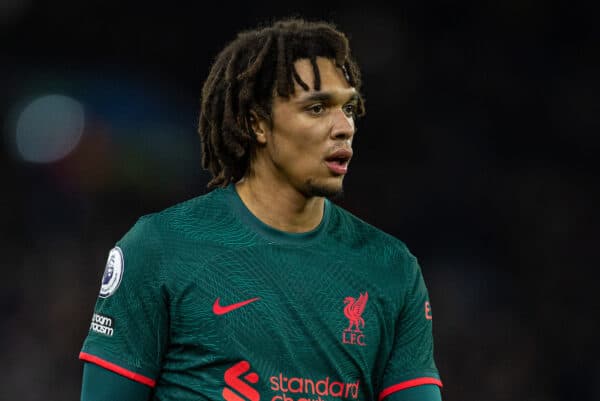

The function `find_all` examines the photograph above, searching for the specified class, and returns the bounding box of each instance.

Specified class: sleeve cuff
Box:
[379,377,443,400]
[79,352,157,388]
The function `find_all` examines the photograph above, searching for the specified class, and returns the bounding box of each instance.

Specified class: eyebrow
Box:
[296,91,359,104]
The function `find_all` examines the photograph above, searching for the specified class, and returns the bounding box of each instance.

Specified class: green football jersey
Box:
[80,185,442,401]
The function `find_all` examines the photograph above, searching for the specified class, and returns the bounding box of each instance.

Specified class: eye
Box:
[343,103,357,116]
[306,104,325,115]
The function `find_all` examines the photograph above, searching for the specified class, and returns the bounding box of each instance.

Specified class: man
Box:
[80,19,443,401]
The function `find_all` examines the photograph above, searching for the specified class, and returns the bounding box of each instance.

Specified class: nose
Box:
[330,108,355,141]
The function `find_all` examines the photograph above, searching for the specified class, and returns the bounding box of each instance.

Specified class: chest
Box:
[160,245,402,401]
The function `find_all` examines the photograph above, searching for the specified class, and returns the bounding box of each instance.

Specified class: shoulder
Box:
[111,189,236,282]
[327,202,421,289]
[116,187,255,270]
[328,201,411,255]
[120,188,233,245]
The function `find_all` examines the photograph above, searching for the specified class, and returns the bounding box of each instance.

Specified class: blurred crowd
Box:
[2,1,598,400]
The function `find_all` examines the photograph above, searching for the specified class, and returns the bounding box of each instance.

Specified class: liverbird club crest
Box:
[342,292,368,346]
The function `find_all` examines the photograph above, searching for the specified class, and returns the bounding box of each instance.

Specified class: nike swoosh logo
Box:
[212,297,260,315]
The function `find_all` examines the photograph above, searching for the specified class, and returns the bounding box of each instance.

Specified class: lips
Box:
[325,148,353,175]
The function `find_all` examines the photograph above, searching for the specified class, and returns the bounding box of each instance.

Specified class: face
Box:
[253,57,359,198]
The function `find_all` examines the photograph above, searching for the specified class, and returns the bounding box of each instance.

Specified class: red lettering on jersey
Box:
[342,331,367,346]
[270,374,361,400]
[425,301,432,320]
[315,377,329,396]
[356,334,366,346]
[270,376,280,391]
[288,377,302,393]
[329,381,343,397]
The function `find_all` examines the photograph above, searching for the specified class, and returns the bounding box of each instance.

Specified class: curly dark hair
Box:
[198,18,365,189]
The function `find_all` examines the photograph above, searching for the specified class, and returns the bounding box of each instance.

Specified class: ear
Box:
[248,111,268,145]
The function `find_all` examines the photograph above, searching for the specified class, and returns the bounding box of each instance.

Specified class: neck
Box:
[235,178,325,233]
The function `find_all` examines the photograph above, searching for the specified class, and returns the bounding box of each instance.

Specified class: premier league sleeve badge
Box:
[99,247,124,298]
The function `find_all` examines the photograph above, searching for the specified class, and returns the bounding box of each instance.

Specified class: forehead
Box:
[291,57,355,98]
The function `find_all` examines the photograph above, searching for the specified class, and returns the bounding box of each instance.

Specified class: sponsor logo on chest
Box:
[223,361,361,401]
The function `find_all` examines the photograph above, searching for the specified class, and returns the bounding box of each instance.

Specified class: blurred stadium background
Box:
[1,1,598,400]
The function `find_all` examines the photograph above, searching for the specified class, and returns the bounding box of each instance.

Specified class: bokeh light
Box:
[15,94,85,163]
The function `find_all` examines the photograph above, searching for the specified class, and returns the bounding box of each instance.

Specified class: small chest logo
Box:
[342,292,368,346]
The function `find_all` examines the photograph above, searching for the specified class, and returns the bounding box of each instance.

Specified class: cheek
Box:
[274,121,324,154]
[271,135,322,176]
[268,116,328,173]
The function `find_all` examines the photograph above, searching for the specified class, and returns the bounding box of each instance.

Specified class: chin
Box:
[302,178,345,199]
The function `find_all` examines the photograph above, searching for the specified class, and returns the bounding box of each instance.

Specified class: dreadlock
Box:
[199,18,366,189]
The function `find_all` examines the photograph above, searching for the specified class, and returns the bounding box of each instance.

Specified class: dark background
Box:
[2,1,598,400]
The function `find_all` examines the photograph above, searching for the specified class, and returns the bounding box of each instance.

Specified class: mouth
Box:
[324,149,353,175]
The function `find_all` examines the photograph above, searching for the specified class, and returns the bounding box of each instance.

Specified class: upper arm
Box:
[379,251,443,400]
[79,217,169,389]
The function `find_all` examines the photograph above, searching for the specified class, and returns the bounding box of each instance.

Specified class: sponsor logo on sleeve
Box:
[90,313,115,337]
[99,247,124,298]
[342,292,368,346]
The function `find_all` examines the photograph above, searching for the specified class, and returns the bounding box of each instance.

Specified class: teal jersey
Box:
[80,185,442,401]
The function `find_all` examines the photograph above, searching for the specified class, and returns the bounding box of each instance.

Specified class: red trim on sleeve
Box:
[79,352,156,388]
[378,377,443,400]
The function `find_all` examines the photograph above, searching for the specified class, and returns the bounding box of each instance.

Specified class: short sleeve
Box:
[79,216,168,388]
[379,251,442,400]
